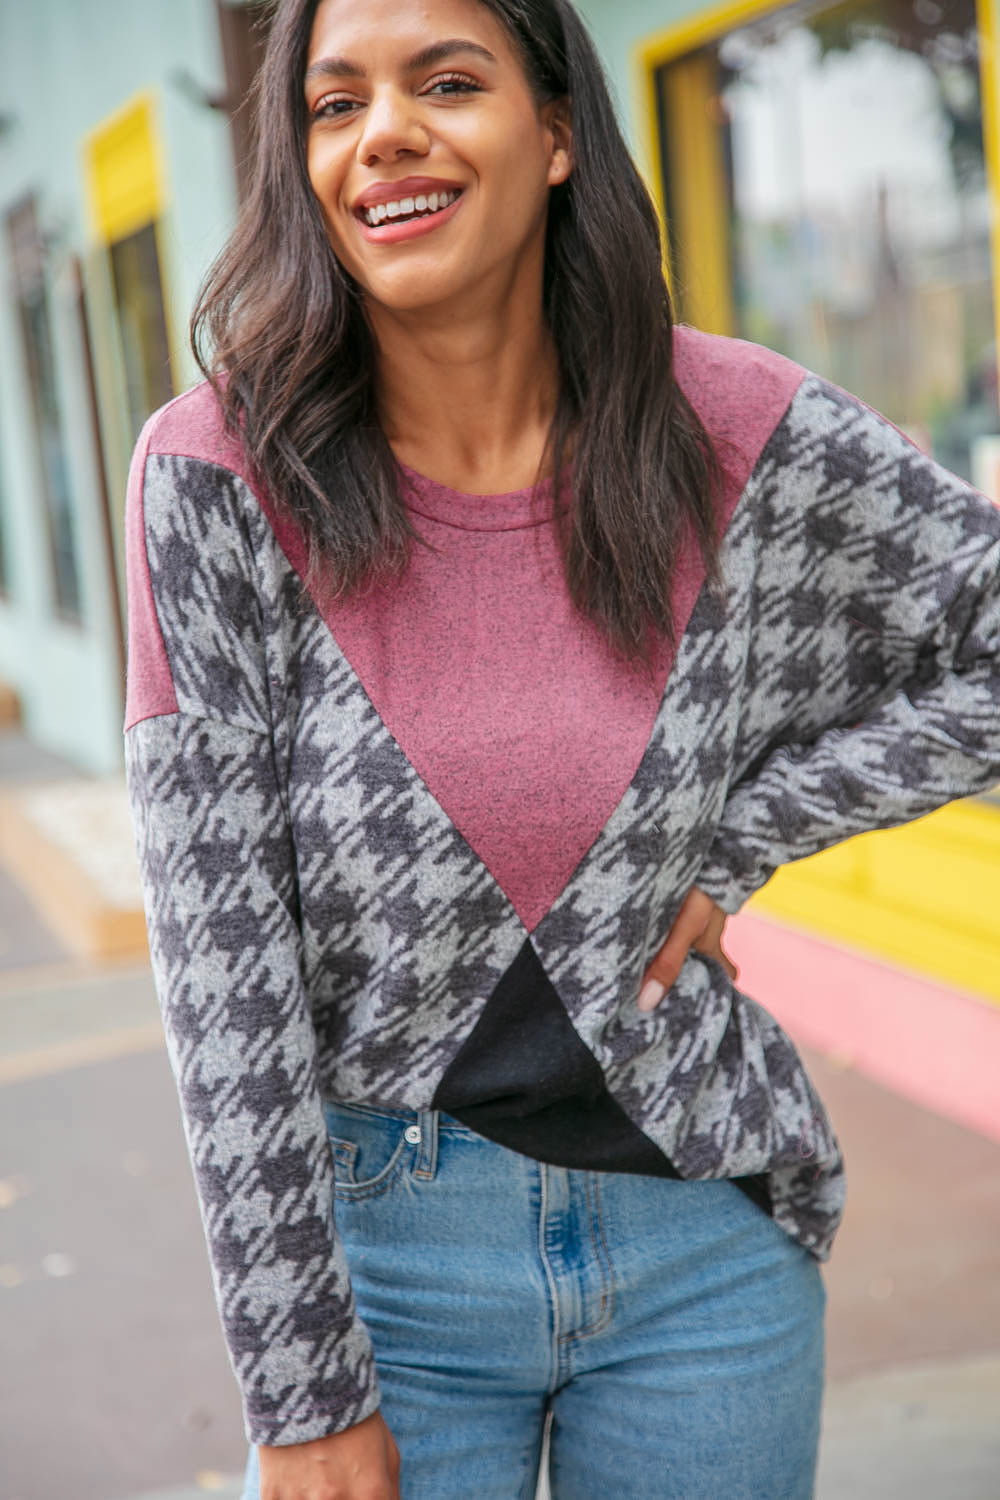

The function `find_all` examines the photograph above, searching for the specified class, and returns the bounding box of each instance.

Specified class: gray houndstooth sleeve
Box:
[695,374,1000,915]
[123,442,381,1446]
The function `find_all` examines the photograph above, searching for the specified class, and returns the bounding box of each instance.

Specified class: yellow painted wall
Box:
[659,51,735,335]
[749,800,1000,1006]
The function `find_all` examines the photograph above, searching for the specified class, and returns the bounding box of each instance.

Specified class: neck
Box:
[368,266,562,495]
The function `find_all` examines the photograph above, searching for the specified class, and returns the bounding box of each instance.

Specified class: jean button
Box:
[404,1124,421,1145]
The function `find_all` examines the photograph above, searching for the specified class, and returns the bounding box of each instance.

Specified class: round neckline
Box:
[397,460,570,532]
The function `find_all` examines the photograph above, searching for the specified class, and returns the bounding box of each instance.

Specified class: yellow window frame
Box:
[84,91,165,247]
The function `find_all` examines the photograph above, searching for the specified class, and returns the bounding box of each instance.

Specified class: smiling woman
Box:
[122,0,1000,1497]
[189,0,722,650]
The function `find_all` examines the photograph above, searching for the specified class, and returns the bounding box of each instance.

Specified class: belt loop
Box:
[414,1108,439,1181]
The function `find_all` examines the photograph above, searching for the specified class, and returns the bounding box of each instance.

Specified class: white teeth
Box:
[363,188,459,226]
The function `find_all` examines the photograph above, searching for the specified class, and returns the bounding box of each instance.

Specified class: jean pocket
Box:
[323,1102,412,1200]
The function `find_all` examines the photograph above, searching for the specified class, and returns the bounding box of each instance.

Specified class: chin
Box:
[358,268,475,316]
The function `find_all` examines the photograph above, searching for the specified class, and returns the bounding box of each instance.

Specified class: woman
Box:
[123,0,1000,1495]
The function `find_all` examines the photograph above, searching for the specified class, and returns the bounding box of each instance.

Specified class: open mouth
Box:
[359,188,463,228]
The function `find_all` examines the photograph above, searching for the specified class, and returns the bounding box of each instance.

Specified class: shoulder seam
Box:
[125,704,272,736]
[124,705,179,733]
[142,380,218,440]
[124,443,180,732]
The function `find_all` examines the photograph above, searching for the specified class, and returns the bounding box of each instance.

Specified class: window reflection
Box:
[661,0,997,481]
[6,198,82,621]
[109,222,174,446]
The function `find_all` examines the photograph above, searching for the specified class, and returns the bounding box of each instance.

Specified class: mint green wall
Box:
[576,0,696,172]
[0,0,238,773]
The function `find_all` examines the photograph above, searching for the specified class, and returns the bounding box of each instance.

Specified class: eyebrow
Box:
[304,38,498,86]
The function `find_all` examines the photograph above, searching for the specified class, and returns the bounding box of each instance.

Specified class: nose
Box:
[357,85,430,166]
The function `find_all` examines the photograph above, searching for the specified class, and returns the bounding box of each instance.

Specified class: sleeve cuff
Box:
[694,842,773,916]
[245,1369,382,1448]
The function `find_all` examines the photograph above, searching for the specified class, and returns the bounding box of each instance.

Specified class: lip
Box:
[353,175,466,213]
[354,187,465,245]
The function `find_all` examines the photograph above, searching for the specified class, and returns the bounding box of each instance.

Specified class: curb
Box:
[0,783,147,961]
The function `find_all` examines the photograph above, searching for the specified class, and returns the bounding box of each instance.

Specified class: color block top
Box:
[123,326,1000,1448]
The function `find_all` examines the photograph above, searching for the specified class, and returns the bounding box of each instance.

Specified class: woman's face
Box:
[303,0,571,318]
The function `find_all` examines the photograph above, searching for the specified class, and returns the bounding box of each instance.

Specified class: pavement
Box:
[0,727,998,1500]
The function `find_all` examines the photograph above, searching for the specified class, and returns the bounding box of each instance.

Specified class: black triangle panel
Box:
[433,938,675,1173]
[432,939,773,1215]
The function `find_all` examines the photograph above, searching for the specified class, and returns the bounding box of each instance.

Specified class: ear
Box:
[544,96,573,186]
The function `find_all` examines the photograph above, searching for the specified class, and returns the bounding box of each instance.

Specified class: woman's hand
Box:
[258,1409,401,1500]
[638,886,738,1012]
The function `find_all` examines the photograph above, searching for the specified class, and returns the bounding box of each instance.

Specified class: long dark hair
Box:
[191,0,723,659]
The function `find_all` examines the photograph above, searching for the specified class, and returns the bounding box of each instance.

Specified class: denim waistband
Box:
[322,1098,477,1133]
[322,1098,480,1183]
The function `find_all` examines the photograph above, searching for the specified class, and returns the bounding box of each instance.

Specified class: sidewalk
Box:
[0,728,997,1499]
[0,730,147,962]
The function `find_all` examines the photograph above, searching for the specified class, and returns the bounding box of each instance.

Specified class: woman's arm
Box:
[639,373,1000,1012]
[124,410,381,1451]
[693,374,1000,917]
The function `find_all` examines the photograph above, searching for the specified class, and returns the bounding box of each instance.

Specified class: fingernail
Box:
[638,980,665,1012]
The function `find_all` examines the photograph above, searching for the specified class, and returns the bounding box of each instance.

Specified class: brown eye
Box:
[424,73,482,96]
[312,95,361,119]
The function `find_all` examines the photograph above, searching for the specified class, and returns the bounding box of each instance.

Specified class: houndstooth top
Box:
[123,326,1000,1446]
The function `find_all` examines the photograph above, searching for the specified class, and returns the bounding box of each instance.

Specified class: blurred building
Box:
[0,0,997,991]
[0,0,265,772]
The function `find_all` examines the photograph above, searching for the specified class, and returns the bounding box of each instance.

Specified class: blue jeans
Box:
[241,1102,826,1499]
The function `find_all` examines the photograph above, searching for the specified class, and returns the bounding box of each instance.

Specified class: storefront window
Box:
[0,406,9,598]
[658,0,997,480]
[6,198,82,621]
[73,256,125,689]
[109,221,174,445]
